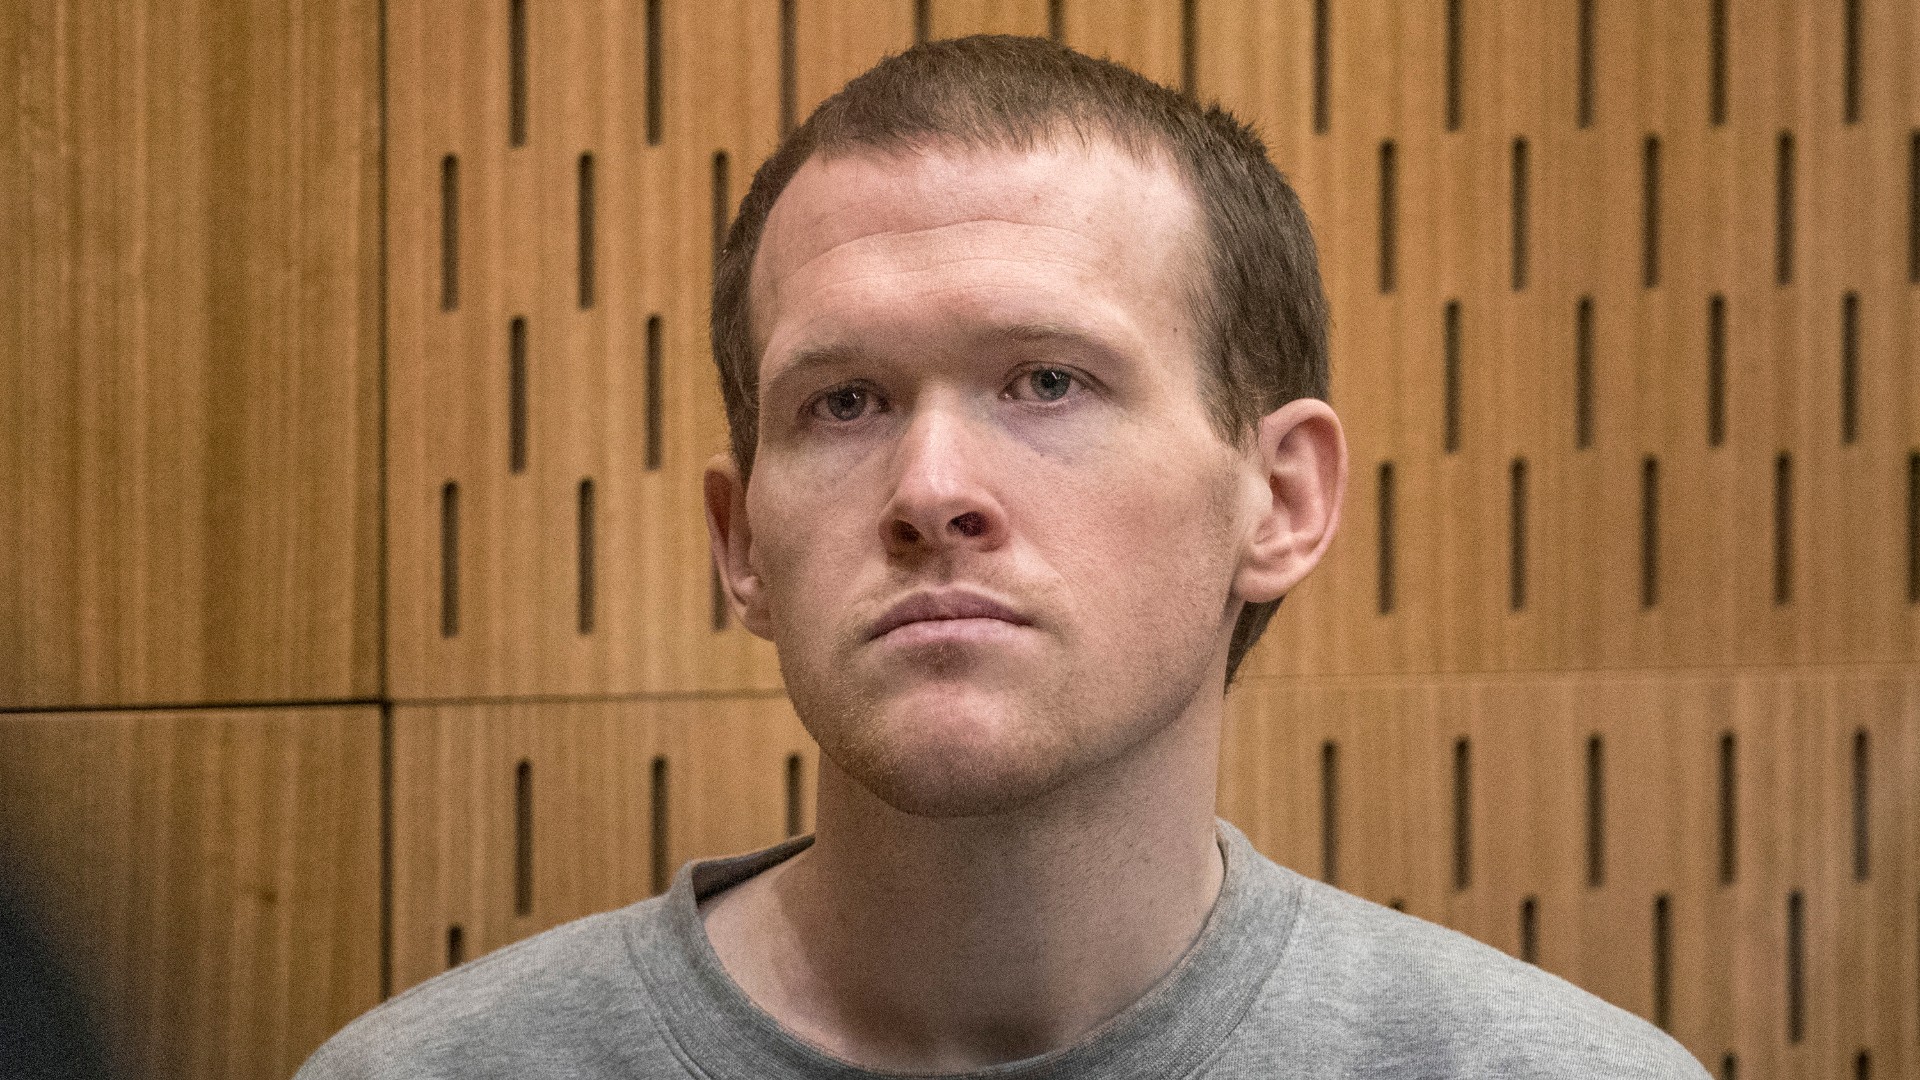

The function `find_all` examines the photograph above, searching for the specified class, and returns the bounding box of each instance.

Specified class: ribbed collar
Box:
[627,818,1302,1080]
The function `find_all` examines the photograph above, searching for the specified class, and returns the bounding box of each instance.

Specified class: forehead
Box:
[747,136,1206,366]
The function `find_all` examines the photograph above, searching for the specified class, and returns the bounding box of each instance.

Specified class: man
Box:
[301,36,1708,1078]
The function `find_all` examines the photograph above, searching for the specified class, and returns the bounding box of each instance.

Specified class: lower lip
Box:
[876,617,1028,647]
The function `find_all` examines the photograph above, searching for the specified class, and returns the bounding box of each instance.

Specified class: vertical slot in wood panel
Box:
[1841,292,1859,444]
[1641,457,1659,608]
[578,153,595,309]
[645,0,662,145]
[1575,0,1593,128]
[1510,458,1529,611]
[1786,891,1804,1042]
[646,315,663,471]
[1452,736,1471,890]
[1444,300,1462,453]
[1379,141,1397,293]
[1047,0,1063,43]
[1707,295,1727,447]
[650,756,671,894]
[446,924,465,969]
[914,0,930,44]
[1510,139,1528,290]
[1719,731,1737,884]
[1445,0,1462,131]
[1312,0,1329,134]
[509,318,528,473]
[1378,461,1396,614]
[1774,453,1794,605]
[441,155,459,310]
[1775,132,1795,286]
[1854,727,1870,880]
[1909,452,1919,603]
[1180,0,1196,96]
[1910,132,1919,282]
[509,0,527,146]
[1320,739,1339,885]
[1857,1051,1871,1080]
[1709,0,1728,125]
[1586,733,1605,887]
[514,759,533,916]
[1843,0,1861,123]
[1653,893,1672,1029]
[785,753,804,838]
[712,151,730,274]
[779,0,797,136]
[712,149,734,632]
[441,481,459,637]
[1721,1054,1738,1080]
[578,478,595,634]
[1575,296,1594,449]
[1642,136,1660,288]
[1520,896,1538,962]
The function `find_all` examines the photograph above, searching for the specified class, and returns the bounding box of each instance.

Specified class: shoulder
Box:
[1228,864,1710,1078]
[295,900,678,1080]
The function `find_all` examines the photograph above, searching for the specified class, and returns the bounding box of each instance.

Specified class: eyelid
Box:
[802,379,886,423]
[1004,363,1096,401]
[797,364,1096,422]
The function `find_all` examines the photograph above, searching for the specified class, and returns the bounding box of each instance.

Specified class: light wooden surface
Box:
[0,0,383,710]
[3,2,1915,1078]
[1218,666,1917,1078]
[389,694,816,994]
[373,0,1919,698]
[0,706,383,1080]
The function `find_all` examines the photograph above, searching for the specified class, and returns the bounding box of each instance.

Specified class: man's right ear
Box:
[703,453,774,640]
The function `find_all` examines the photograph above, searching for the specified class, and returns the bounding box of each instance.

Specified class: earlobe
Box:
[703,454,774,639]
[1234,398,1348,605]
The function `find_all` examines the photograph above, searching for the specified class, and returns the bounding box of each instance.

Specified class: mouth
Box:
[866,589,1033,642]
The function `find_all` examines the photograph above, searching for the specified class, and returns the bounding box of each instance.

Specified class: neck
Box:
[700,692,1227,1073]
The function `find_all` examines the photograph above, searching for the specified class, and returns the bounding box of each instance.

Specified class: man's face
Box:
[728,137,1255,818]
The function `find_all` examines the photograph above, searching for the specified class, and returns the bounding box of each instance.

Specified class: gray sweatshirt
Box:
[297,819,1711,1079]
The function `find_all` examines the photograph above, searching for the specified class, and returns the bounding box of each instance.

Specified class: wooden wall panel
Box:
[1199,0,1920,681]
[0,706,382,1080]
[0,0,383,709]
[379,0,1919,694]
[6,2,1915,1077]
[385,0,790,703]
[389,695,816,994]
[1223,667,1918,1077]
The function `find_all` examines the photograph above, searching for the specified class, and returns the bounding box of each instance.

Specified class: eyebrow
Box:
[760,322,1124,403]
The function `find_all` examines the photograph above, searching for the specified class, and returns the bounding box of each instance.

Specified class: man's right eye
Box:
[810,385,875,423]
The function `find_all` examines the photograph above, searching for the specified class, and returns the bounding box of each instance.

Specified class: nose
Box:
[880,402,1008,555]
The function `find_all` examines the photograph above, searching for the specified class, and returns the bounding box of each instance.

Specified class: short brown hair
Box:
[711,34,1330,684]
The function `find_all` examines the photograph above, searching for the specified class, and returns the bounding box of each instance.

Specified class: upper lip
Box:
[867,589,1033,641]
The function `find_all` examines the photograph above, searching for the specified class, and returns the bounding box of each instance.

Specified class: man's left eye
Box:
[1012,368,1075,402]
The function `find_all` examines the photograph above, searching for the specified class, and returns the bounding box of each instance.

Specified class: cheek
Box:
[1030,446,1241,625]
[749,482,873,626]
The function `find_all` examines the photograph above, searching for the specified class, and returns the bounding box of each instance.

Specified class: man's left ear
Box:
[1234,397,1347,604]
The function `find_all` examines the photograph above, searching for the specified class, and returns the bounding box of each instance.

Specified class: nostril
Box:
[950,511,986,538]
[892,520,922,544]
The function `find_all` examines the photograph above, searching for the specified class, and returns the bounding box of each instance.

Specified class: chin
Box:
[809,683,1087,819]
[848,750,1070,819]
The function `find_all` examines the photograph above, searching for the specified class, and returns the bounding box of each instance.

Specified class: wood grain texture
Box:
[379,0,1920,701]
[0,706,383,1080]
[6,2,1917,1077]
[0,0,383,709]
[1221,666,1917,1075]
[389,695,816,994]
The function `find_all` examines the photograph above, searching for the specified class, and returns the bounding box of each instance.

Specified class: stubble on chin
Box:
[778,633,1099,819]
